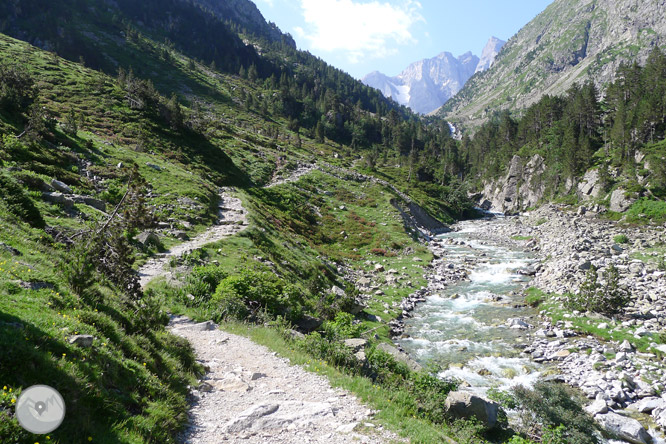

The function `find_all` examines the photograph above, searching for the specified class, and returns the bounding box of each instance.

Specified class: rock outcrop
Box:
[481,154,545,214]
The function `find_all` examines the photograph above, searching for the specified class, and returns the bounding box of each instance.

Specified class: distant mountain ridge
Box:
[439,0,666,128]
[362,37,505,115]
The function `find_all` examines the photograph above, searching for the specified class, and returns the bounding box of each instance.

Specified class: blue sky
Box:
[254,0,553,79]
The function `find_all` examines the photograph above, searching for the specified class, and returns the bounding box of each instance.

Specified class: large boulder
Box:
[136,231,160,246]
[51,179,73,194]
[595,411,653,444]
[610,188,636,213]
[376,343,422,372]
[444,391,499,429]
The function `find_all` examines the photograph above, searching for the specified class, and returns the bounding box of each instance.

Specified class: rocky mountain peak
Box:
[475,36,506,73]
[362,42,504,115]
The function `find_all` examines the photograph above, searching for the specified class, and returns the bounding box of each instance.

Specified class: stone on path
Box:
[224,401,335,433]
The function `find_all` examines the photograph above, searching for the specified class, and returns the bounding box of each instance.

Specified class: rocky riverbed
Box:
[417,205,666,443]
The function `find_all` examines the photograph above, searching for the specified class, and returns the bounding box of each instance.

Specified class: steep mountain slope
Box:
[440,0,666,128]
[189,0,296,48]
[362,37,504,114]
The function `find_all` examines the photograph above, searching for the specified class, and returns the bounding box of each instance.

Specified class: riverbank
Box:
[458,205,666,442]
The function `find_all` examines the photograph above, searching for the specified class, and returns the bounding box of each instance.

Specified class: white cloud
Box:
[297,0,423,63]
[257,0,274,7]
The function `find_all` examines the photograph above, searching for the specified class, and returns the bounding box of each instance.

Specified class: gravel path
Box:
[170,317,402,444]
[138,190,247,288]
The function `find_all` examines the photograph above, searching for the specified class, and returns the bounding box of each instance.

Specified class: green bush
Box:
[322,312,363,340]
[407,371,459,424]
[301,332,360,371]
[212,268,304,321]
[511,382,599,444]
[566,264,629,316]
[0,63,37,112]
[182,264,228,306]
[524,287,546,307]
[0,170,45,228]
[365,346,410,384]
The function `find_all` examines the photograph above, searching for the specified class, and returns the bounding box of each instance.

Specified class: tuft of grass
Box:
[524,287,546,307]
[512,235,533,241]
[613,234,629,244]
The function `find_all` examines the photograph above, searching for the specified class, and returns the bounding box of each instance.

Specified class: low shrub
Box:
[182,264,228,306]
[211,267,305,321]
[510,382,599,444]
[625,198,666,223]
[566,264,629,316]
[524,287,546,307]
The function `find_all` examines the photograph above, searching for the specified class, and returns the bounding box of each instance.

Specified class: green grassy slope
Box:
[0,29,475,443]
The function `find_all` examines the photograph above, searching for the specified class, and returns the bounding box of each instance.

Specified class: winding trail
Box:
[138,167,403,444]
[138,189,247,288]
[170,317,400,444]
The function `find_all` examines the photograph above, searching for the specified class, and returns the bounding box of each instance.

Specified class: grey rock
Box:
[585,399,609,415]
[595,411,653,444]
[343,338,367,353]
[173,231,189,241]
[68,335,94,348]
[136,231,160,246]
[42,192,74,208]
[224,401,334,433]
[146,162,162,171]
[630,397,666,414]
[444,391,499,429]
[376,343,422,372]
[619,340,634,352]
[51,179,72,194]
[175,320,218,331]
[295,316,323,332]
[610,189,636,213]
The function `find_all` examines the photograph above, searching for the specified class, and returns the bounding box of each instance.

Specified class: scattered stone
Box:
[68,335,94,348]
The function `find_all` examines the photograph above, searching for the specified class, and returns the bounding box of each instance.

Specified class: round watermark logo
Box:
[15,385,66,434]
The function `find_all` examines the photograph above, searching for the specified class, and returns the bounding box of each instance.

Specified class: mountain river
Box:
[397,217,666,444]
